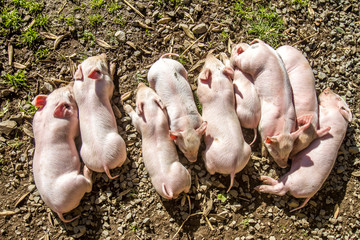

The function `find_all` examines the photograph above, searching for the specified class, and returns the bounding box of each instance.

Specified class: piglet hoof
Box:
[123,104,133,114]
[259,176,277,185]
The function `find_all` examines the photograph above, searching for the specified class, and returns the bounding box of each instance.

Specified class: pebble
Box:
[28,184,36,192]
[0,120,17,135]
[318,72,327,80]
[115,30,126,42]
[288,199,299,208]
[192,23,207,34]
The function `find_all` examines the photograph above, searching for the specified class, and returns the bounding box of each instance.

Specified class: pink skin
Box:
[73,54,126,179]
[124,83,191,199]
[32,85,92,223]
[231,39,310,168]
[147,53,207,162]
[277,45,330,157]
[227,45,261,145]
[197,54,251,192]
[255,88,352,212]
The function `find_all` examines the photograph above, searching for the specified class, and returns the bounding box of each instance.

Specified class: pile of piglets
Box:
[31,39,352,223]
[32,54,127,222]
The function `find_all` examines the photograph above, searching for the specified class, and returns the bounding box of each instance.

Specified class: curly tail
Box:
[57,212,80,223]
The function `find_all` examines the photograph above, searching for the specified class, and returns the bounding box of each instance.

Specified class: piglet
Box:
[73,54,126,179]
[197,54,251,192]
[277,45,330,157]
[226,46,261,145]
[147,53,207,162]
[124,83,191,199]
[255,88,352,212]
[231,39,310,168]
[32,85,92,222]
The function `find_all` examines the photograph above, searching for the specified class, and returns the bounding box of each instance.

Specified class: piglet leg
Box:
[254,176,287,196]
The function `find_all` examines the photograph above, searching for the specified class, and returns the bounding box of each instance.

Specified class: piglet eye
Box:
[64,103,70,109]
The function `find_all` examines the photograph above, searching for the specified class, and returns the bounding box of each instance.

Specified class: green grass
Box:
[239,219,250,227]
[233,1,283,46]
[130,222,138,231]
[91,0,105,9]
[291,0,309,7]
[89,14,103,26]
[114,16,125,26]
[220,31,230,42]
[3,71,29,88]
[217,193,228,203]
[1,8,22,30]
[193,92,202,114]
[35,14,48,26]
[108,2,121,13]
[20,98,39,116]
[12,0,44,14]
[20,27,39,46]
[82,30,96,46]
[65,16,75,26]
[35,47,50,59]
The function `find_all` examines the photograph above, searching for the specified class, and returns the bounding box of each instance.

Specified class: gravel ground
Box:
[0,0,359,239]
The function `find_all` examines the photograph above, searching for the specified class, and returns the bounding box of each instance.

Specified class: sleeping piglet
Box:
[148,53,207,162]
[73,54,126,179]
[277,45,330,157]
[197,54,251,192]
[231,39,310,168]
[32,85,92,222]
[124,83,191,199]
[255,88,352,212]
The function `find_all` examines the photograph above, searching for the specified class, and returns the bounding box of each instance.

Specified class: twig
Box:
[172,212,203,240]
[57,1,66,14]
[122,0,145,18]
[187,194,191,215]
[292,33,317,46]
[14,192,30,208]
[204,215,214,231]
[180,24,212,57]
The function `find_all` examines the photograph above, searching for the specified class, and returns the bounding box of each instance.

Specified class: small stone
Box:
[143,217,150,225]
[44,82,53,92]
[269,236,276,240]
[229,190,238,198]
[288,199,299,208]
[23,212,31,221]
[192,23,207,34]
[33,196,40,203]
[254,223,261,230]
[337,166,345,174]
[318,72,327,80]
[349,147,359,154]
[115,30,126,42]
[28,184,36,192]
[125,213,132,221]
[0,120,17,135]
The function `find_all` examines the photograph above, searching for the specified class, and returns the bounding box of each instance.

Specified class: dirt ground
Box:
[0,0,359,239]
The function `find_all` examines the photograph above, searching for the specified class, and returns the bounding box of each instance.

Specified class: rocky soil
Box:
[0,0,359,239]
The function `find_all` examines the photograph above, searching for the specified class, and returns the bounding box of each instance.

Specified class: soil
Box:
[0,0,359,239]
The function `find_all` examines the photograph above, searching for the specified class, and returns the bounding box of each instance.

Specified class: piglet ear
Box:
[53,102,72,118]
[199,68,211,82]
[265,136,277,144]
[74,65,83,81]
[32,95,47,108]
[196,121,207,135]
[169,131,180,140]
[88,67,102,79]
[339,106,352,122]
[223,66,234,80]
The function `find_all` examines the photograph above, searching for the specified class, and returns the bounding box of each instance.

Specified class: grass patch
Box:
[233,1,283,46]
[1,8,22,30]
[3,71,29,88]
[65,16,75,26]
[91,0,105,9]
[12,0,44,14]
[89,14,103,26]
[291,0,309,7]
[82,30,96,46]
[114,16,125,26]
[220,31,230,42]
[193,91,202,114]
[35,14,48,26]
[20,98,39,116]
[35,47,50,59]
[108,2,121,13]
[20,27,39,46]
